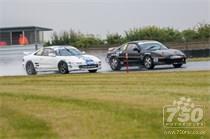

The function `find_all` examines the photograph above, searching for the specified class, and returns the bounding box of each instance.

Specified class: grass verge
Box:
[0,71,209,139]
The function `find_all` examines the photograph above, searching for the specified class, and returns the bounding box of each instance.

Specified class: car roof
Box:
[44,45,76,50]
[128,40,160,45]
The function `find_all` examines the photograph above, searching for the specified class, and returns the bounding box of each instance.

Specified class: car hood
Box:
[81,54,101,62]
[152,49,185,57]
[59,54,100,64]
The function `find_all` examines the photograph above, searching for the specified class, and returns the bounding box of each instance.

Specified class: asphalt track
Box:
[0,51,210,76]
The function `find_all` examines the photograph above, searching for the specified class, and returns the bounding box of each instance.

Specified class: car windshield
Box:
[58,47,82,56]
[67,47,83,55]
[140,43,168,51]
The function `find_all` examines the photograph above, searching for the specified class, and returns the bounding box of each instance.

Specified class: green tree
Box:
[197,24,210,41]
[182,29,198,42]
[106,33,123,44]
[45,23,210,48]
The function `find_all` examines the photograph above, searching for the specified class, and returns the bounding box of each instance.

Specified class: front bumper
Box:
[153,56,186,65]
[68,63,101,71]
[79,64,101,70]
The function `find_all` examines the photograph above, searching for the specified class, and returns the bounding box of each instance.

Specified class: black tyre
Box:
[109,57,121,71]
[26,62,37,75]
[88,69,97,73]
[173,64,182,68]
[58,62,69,74]
[144,56,154,69]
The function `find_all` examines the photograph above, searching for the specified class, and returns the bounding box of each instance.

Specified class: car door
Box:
[118,44,128,63]
[125,43,141,65]
[39,48,58,70]
[32,48,44,70]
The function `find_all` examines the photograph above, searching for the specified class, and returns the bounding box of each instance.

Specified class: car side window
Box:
[34,49,43,56]
[141,43,164,51]
[126,44,139,53]
[55,50,60,56]
[42,48,55,56]
[59,49,72,56]
[119,44,127,51]
[48,49,55,55]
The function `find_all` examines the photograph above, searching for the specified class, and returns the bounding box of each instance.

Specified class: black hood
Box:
[151,49,185,57]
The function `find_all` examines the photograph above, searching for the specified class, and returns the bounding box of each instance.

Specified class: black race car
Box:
[106,40,186,71]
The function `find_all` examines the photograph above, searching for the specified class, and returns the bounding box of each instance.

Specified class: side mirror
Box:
[48,53,56,57]
[133,48,140,53]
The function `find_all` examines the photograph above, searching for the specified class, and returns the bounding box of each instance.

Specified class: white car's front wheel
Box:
[58,62,69,74]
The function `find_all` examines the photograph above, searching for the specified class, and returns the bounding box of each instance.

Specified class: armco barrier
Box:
[182,49,210,58]
[0,45,42,57]
[166,41,210,50]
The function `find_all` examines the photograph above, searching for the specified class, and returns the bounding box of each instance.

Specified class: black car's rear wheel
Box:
[109,57,121,71]
[173,64,182,68]
[26,62,37,75]
[58,62,69,74]
[144,56,154,69]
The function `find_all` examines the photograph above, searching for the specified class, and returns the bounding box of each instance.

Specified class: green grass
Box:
[188,57,210,62]
[0,71,209,139]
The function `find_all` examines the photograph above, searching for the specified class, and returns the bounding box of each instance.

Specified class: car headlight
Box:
[76,62,83,65]
[176,50,185,56]
[180,51,186,56]
[152,53,163,57]
[98,61,102,66]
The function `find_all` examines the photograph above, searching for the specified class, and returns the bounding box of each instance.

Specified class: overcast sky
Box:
[0,0,209,39]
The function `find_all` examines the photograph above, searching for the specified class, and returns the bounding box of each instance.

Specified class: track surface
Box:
[0,51,210,76]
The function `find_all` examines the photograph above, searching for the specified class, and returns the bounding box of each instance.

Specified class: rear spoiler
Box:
[108,46,119,52]
[108,47,115,51]
[23,51,33,56]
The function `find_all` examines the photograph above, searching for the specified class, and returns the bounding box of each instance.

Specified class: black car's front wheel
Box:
[26,62,37,75]
[58,62,69,74]
[144,56,154,69]
[88,69,97,73]
[173,64,182,68]
[109,57,121,71]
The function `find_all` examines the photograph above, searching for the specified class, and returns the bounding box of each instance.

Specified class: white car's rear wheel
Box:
[26,62,37,75]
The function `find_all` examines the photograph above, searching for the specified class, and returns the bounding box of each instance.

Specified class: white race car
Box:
[23,46,101,75]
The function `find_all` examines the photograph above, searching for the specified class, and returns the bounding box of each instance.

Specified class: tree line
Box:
[45,23,210,48]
